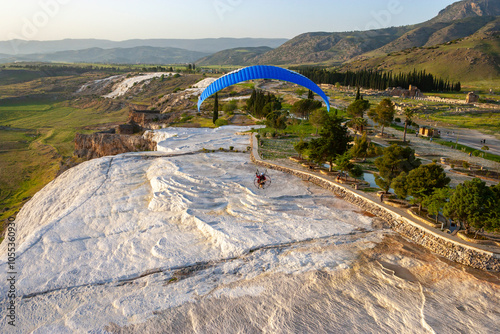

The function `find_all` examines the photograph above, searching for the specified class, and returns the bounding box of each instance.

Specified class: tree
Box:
[347,99,370,119]
[246,90,280,118]
[294,140,309,159]
[348,117,368,134]
[369,98,395,136]
[309,108,329,135]
[422,188,451,224]
[374,144,420,193]
[483,184,500,231]
[266,110,288,130]
[444,178,497,232]
[291,99,322,120]
[355,87,361,101]
[308,89,314,100]
[335,153,354,181]
[350,164,364,178]
[349,132,370,161]
[391,172,408,199]
[402,108,415,143]
[246,89,257,111]
[403,163,450,213]
[308,114,351,172]
[213,93,219,124]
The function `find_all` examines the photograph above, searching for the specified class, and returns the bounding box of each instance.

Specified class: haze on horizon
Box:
[1,0,457,42]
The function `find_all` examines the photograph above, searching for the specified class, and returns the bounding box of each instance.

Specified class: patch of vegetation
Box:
[433,138,500,163]
[361,187,380,193]
[259,137,298,160]
[0,98,128,236]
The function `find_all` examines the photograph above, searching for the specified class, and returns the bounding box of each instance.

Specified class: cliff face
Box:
[432,0,500,23]
[74,133,156,160]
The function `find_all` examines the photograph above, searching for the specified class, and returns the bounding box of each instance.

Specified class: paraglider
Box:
[254,169,271,189]
[197,65,330,112]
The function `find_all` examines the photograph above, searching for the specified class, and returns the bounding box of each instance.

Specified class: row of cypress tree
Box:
[295,68,461,92]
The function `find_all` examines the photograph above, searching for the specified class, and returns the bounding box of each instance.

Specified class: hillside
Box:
[255,27,411,65]
[196,46,273,66]
[343,19,500,82]
[429,0,500,23]
[0,46,210,65]
[254,0,499,66]
[361,15,498,59]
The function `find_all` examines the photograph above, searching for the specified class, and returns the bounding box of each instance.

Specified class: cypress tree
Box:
[213,93,219,124]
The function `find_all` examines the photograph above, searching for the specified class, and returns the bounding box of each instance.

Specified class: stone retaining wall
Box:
[250,134,500,272]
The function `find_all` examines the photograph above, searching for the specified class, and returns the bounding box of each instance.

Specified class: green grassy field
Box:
[0,99,128,234]
[0,101,127,156]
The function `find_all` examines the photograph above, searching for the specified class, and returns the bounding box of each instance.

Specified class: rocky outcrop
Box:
[74,133,156,160]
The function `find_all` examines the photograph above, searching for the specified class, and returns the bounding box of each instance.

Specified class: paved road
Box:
[438,127,500,156]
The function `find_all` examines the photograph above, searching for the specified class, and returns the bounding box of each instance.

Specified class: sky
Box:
[1,0,459,41]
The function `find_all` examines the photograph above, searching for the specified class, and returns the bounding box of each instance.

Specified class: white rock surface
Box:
[104,72,176,99]
[1,126,498,333]
[145,125,259,153]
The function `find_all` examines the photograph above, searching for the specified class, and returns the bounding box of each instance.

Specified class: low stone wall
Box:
[250,134,500,272]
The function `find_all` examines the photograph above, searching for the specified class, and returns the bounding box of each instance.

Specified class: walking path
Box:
[249,133,500,270]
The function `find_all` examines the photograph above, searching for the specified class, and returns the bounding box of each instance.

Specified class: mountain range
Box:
[0,46,210,65]
[0,38,288,55]
[0,38,287,65]
[201,0,500,82]
[252,0,499,66]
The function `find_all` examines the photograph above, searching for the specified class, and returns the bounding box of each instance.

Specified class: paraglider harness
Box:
[254,169,271,189]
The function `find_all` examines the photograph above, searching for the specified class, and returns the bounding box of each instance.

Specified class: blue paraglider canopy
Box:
[197,65,330,112]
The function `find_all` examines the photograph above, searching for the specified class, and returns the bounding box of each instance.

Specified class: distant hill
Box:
[0,46,210,64]
[0,38,288,55]
[253,0,499,66]
[354,15,498,60]
[255,27,411,65]
[343,18,500,82]
[196,47,273,66]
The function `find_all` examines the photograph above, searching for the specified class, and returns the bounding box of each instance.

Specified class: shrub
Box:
[350,164,364,178]
[215,119,229,127]
[223,100,238,112]
[463,161,470,169]
[229,146,234,151]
